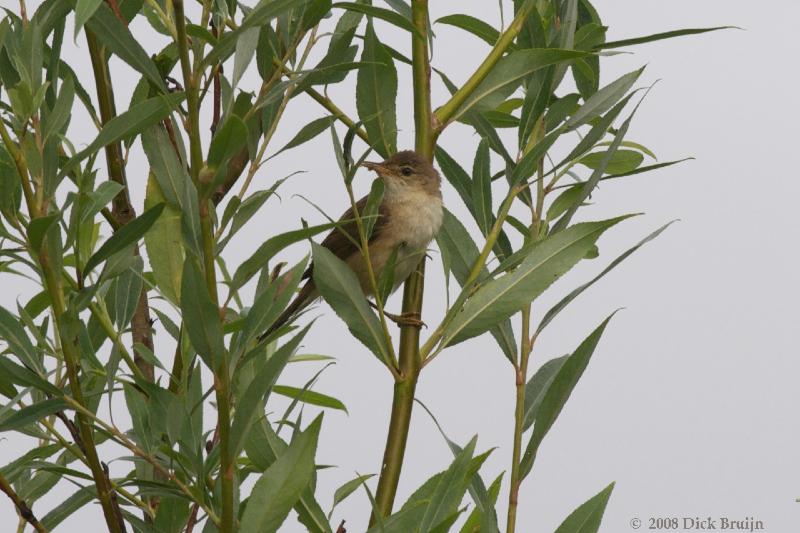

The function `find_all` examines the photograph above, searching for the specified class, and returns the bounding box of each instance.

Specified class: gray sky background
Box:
[2,1,799,532]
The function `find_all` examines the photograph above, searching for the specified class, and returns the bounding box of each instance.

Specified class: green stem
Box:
[174,2,232,531]
[0,115,125,533]
[507,307,531,533]
[371,0,432,523]
[433,0,536,131]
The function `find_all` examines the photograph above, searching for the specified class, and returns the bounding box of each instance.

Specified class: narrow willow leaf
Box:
[554,482,615,533]
[564,67,643,131]
[110,256,143,329]
[578,149,643,174]
[0,308,42,374]
[275,116,336,156]
[329,474,375,518]
[141,125,190,208]
[143,178,183,304]
[180,257,225,368]
[41,486,94,530]
[435,147,474,215]
[63,93,185,175]
[520,315,615,479]
[459,473,503,533]
[84,203,165,275]
[230,221,338,292]
[333,2,420,36]
[42,76,73,142]
[0,358,60,397]
[364,502,428,533]
[362,178,384,239]
[356,22,397,158]
[80,181,124,223]
[598,26,735,50]
[441,217,627,347]
[376,246,398,304]
[230,326,310,459]
[553,105,638,232]
[73,0,103,39]
[85,3,165,91]
[471,140,492,235]
[435,209,516,363]
[312,243,393,366]
[0,398,68,432]
[537,221,675,334]
[546,185,584,222]
[27,213,59,251]
[233,27,260,88]
[454,49,589,121]
[240,415,322,533]
[208,115,248,168]
[272,385,348,413]
[436,14,503,47]
[522,355,568,431]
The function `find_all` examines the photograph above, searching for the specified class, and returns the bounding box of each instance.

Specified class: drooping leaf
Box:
[41,486,95,530]
[232,26,260,88]
[471,139,492,235]
[141,125,190,208]
[0,307,42,374]
[240,415,322,533]
[333,2,420,36]
[0,398,69,432]
[272,385,348,413]
[311,243,393,367]
[274,116,336,156]
[41,76,73,142]
[83,203,165,275]
[520,315,615,479]
[180,257,224,368]
[577,149,643,174]
[598,26,735,50]
[435,14,502,47]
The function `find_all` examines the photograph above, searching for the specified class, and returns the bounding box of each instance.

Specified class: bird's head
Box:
[361,150,441,197]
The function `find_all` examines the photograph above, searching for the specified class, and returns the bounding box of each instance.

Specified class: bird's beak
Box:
[361,161,389,175]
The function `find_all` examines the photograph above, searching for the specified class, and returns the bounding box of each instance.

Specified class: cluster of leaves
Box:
[0,0,722,532]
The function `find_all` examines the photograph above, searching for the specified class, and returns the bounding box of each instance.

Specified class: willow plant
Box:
[0,0,724,531]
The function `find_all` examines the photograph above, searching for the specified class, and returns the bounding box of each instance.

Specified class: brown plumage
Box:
[261,150,443,339]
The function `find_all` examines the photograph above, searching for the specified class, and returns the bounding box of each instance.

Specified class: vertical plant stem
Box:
[84,30,157,383]
[371,0,432,523]
[0,112,125,533]
[173,2,232,531]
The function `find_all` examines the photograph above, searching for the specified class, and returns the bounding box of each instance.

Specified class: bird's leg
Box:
[369,301,426,328]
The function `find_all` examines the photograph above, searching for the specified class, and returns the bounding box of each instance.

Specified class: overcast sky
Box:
[2,1,799,532]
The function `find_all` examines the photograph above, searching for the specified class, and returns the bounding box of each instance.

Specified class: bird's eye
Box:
[401,166,413,176]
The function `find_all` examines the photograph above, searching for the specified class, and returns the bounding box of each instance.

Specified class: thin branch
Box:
[0,473,47,533]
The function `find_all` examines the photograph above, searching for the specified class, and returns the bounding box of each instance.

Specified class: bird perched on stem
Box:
[262,150,443,338]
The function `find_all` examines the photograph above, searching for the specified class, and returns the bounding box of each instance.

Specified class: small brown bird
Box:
[264,150,443,337]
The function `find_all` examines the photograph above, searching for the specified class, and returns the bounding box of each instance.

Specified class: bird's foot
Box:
[383,310,426,329]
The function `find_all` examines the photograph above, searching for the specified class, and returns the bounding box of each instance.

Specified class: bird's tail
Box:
[258,282,316,341]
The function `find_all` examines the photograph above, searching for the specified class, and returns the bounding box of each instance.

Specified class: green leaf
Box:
[546,185,584,222]
[376,245,398,304]
[436,14,502,47]
[73,0,103,39]
[356,22,397,158]
[362,178,384,239]
[180,257,224,368]
[471,139,492,235]
[435,147,474,216]
[208,115,248,169]
[41,486,94,530]
[27,213,59,251]
[0,307,41,374]
[598,26,735,50]
[554,482,615,533]
[272,385,348,413]
[311,243,393,367]
[275,116,336,156]
[141,125,190,208]
[435,209,516,363]
[144,176,184,303]
[454,49,589,121]
[520,315,615,479]
[240,415,322,533]
[230,221,338,292]
[42,76,73,142]
[329,474,374,518]
[85,2,166,91]
[459,473,502,533]
[83,203,165,275]
[440,217,628,348]
[564,67,643,131]
[365,502,428,533]
[537,221,675,334]
[63,93,185,175]
[578,149,643,174]
[231,326,310,459]
[233,26,260,88]
[333,2,420,36]
[0,398,68,432]
[522,355,568,431]
[110,256,143,329]
[0,358,60,397]
[80,181,125,224]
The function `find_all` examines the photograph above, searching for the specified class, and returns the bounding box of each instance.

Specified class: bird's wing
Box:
[303,195,388,279]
